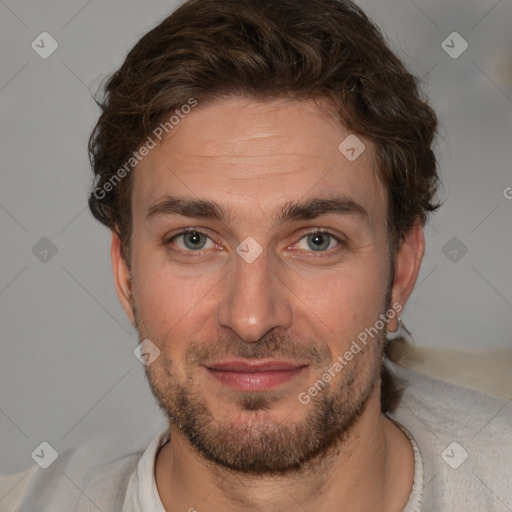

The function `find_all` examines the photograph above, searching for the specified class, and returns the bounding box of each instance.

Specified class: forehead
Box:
[132,97,387,231]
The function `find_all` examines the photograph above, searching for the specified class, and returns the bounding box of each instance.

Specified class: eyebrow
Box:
[145,194,369,227]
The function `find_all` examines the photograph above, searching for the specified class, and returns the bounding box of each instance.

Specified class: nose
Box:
[216,245,293,343]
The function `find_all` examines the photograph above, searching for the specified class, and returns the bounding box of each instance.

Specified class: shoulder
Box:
[387,359,511,438]
[386,360,512,511]
[0,465,38,512]
[2,424,164,512]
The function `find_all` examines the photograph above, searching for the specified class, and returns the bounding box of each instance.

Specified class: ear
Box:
[387,218,425,332]
[111,231,135,327]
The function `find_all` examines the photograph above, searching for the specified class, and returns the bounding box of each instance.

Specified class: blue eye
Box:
[296,231,341,252]
[169,230,215,251]
[166,228,344,256]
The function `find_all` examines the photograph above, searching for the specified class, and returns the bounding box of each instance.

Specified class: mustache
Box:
[183,331,331,367]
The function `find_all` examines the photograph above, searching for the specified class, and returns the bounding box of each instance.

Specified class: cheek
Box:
[305,262,388,342]
[134,270,200,332]
[131,247,221,347]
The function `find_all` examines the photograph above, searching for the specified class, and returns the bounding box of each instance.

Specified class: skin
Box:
[111,97,424,512]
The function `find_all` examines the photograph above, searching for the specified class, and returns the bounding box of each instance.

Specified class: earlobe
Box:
[388,219,425,332]
[111,231,136,327]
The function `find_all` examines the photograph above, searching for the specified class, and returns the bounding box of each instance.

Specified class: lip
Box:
[205,358,308,372]
[204,359,309,391]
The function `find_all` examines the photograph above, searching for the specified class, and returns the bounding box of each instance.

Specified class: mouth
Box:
[203,359,309,391]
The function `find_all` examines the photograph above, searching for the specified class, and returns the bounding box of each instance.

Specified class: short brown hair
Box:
[88,0,441,412]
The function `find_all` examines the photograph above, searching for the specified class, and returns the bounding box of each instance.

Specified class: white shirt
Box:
[3,360,511,511]
[121,421,424,511]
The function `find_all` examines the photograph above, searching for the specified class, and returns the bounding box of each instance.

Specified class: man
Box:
[4,0,510,510]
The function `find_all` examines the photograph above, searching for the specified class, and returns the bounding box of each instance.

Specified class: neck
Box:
[155,389,415,512]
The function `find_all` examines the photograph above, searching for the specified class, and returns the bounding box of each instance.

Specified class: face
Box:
[113,97,411,475]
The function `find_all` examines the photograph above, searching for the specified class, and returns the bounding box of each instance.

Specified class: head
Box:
[88,0,440,474]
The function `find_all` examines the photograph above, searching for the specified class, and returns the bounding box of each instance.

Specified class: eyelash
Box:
[165,227,345,258]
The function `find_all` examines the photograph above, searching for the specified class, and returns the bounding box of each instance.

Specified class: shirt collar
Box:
[122,418,423,512]
[122,428,170,512]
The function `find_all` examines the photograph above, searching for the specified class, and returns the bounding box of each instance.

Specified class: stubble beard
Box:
[136,316,385,475]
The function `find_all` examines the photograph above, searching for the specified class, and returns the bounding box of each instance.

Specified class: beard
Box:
[133,305,386,476]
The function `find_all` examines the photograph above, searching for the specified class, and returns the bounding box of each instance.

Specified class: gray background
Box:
[1,0,511,473]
